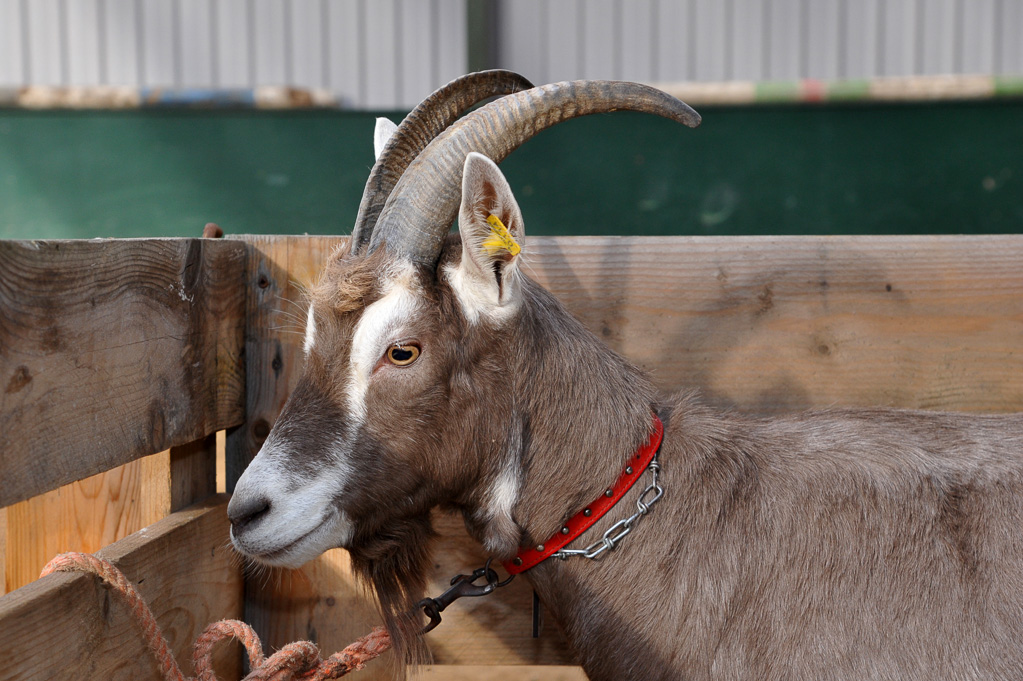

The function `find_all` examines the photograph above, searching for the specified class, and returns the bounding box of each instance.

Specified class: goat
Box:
[228,73,1023,680]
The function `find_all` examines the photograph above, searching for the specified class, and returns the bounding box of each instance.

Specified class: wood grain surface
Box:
[0,238,247,507]
[224,235,342,490]
[2,450,170,594]
[421,665,588,680]
[524,234,1023,414]
[0,496,242,681]
[225,233,1022,671]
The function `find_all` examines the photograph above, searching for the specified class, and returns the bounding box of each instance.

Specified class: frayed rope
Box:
[41,552,391,681]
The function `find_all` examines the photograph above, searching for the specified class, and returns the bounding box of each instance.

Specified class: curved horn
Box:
[368,81,701,265]
[349,70,534,254]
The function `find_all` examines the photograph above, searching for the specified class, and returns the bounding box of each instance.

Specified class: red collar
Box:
[501,413,664,575]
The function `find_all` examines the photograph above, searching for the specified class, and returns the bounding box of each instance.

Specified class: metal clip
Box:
[417,558,514,634]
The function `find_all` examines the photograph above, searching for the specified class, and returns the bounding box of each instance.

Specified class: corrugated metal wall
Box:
[496,0,1023,83]
[0,0,467,108]
[1,0,1021,109]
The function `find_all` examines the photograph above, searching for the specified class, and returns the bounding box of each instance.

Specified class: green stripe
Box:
[755,80,802,103]
[827,79,871,101]
[994,76,1023,98]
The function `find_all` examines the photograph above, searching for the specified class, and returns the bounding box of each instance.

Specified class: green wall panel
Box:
[1,101,1020,240]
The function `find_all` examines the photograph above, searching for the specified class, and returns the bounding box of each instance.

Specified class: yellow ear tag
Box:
[482,214,521,257]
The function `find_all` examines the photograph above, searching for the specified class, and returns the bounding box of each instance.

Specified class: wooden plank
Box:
[0,506,6,595]
[225,235,341,488]
[0,496,242,681]
[3,451,170,595]
[0,238,246,507]
[228,233,1022,670]
[229,234,1023,419]
[421,665,587,680]
[529,235,1023,414]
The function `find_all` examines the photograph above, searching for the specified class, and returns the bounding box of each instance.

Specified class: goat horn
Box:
[367,80,701,265]
[349,70,535,254]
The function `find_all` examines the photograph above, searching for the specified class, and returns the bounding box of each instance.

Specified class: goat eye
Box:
[386,343,421,366]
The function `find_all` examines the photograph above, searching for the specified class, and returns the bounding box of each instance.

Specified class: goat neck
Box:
[452,271,659,558]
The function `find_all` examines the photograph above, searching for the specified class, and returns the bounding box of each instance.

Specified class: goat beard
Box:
[346,512,436,670]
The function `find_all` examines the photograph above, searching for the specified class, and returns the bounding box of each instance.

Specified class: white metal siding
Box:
[1,0,1021,108]
[0,0,468,108]
[496,0,1023,85]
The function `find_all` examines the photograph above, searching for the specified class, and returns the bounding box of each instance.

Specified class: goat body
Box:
[228,75,1023,680]
[529,394,1023,679]
[462,267,1023,680]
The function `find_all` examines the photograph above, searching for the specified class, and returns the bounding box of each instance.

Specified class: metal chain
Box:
[553,456,664,561]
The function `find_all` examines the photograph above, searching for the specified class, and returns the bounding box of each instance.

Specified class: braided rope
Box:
[41,552,391,681]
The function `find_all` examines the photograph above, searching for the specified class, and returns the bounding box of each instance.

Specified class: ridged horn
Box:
[368,80,701,265]
[349,70,534,254]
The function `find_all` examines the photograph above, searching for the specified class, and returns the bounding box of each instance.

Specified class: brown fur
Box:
[291,236,1023,679]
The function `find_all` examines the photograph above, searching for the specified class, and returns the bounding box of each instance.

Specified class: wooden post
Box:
[169,434,218,512]
[166,226,229,513]
[225,235,343,488]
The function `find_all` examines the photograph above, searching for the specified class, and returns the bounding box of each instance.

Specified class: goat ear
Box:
[453,153,525,316]
[373,117,398,160]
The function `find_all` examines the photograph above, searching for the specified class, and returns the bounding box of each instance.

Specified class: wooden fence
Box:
[1,233,1022,679]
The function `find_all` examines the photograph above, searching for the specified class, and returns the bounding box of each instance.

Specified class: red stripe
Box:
[803,78,826,102]
[502,413,664,574]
